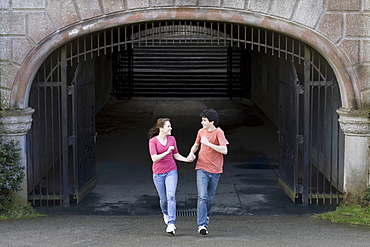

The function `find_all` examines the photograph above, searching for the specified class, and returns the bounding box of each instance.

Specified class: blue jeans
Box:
[153,169,178,225]
[196,169,221,227]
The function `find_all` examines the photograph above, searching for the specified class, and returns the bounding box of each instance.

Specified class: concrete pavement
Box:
[2,98,369,247]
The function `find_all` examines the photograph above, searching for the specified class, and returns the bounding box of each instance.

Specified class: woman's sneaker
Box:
[166,224,176,235]
[198,225,208,235]
[163,214,169,225]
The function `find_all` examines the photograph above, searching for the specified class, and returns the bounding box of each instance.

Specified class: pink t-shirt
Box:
[195,127,229,174]
[149,135,179,174]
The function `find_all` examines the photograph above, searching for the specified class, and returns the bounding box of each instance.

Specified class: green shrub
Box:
[363,187,370,206]
[0,134,25,213]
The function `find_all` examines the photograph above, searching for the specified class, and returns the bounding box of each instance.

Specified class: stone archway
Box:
[10,9,357,110]
[4,8,367,204]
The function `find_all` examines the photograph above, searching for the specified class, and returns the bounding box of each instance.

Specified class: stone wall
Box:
[0,0,369,110]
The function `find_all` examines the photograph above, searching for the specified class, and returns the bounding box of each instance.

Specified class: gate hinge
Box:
[295,184,303,194]
[68,136,76,145]
[296,135,304,144]
[297,85,304,94]
[67,85,75,95]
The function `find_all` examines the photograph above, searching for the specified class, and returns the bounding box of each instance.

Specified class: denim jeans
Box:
[153,169,178,225]
[196,169,221,227]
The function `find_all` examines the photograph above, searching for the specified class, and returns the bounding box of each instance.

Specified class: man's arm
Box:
[201,137,228,155]
[187,142,199,161]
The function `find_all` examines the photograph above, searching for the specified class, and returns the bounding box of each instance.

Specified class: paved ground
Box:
[1,214,370,247]
[1,98,369,246]
[37,97,335,216]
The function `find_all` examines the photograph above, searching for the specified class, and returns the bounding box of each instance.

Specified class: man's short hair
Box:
[200,109,219,126]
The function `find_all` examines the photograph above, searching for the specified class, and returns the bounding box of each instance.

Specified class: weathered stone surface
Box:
[247,0,269,13]
[0,12,26,35]
[0,37,11,60]
[0,89,11,110]
[199,0,221,7]
[326,0,360,11]
[316,13,342,43]
[354,64,370,91]
[293,0,324,28]
[0,0,10,9]
[28,12,55,43]
[223,0,246,9]
[270,0,296,19]
[101,0,124,14]
[339,39,360,64]
[152,0,173,7]
[175,0,197,6]
[0,63,19,89]
[364,0,370,11]
[361,91,370,109]
[12,0,45,9]
[346,14,370,37]
[46,0,79,29]
[12,38,34,64]
[363,40,370,63]
[127,0,149,9]
[75,0,102,20]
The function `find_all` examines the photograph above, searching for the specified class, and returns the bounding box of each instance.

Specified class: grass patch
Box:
[0,201,44,221]
[313,204,370,226]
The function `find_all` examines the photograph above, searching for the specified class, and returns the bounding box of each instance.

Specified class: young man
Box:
[188,109,229,235]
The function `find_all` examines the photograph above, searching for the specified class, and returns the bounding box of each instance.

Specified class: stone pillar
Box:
[337,108,370,203]
[0,108,35,203]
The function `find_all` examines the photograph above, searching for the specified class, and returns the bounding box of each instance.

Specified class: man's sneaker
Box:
[166,224,176,235]
[198,225,208,235]
[163,214,169,225]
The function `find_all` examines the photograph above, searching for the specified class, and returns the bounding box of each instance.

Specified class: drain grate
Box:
[177,209,197,216]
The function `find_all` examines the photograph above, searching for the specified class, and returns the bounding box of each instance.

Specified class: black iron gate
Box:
[113,44,133,99]
[278,59,301,202]
[70,59,97,203]
[278,47,344,205]
[28,47,97,206]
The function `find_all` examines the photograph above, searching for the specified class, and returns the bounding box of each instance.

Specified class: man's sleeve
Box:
[218,130,229,146]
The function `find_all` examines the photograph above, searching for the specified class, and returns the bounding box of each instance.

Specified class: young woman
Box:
[148,118,192,235]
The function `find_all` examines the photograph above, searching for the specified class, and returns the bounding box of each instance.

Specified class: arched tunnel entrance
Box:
[26,20,344,214]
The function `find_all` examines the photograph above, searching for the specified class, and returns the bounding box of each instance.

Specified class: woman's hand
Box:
[186,153,196,162]
[167,146,175,154]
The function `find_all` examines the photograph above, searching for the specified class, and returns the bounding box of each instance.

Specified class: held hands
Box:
[186,153,196,162]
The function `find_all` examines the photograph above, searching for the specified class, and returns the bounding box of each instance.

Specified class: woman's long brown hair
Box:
[147,118,170,139]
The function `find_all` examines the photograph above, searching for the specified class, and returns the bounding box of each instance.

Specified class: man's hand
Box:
[187,153,196,162]
[200,137,210,146]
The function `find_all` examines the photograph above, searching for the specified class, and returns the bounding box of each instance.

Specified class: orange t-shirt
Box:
[195,127,229,174]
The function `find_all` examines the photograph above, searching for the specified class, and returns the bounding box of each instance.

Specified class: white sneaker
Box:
[166,223,176,235]
[163,214,169,225]
[198,225,208,235]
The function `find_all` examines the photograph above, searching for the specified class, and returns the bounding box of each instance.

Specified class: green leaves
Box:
[0,134,24,213]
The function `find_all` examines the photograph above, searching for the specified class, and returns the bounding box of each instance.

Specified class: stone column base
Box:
[0,107,35,203]
[337,108,370,204]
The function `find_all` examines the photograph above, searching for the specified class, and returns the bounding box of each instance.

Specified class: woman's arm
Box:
[151,146,174,162]
[173,153,190,162]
